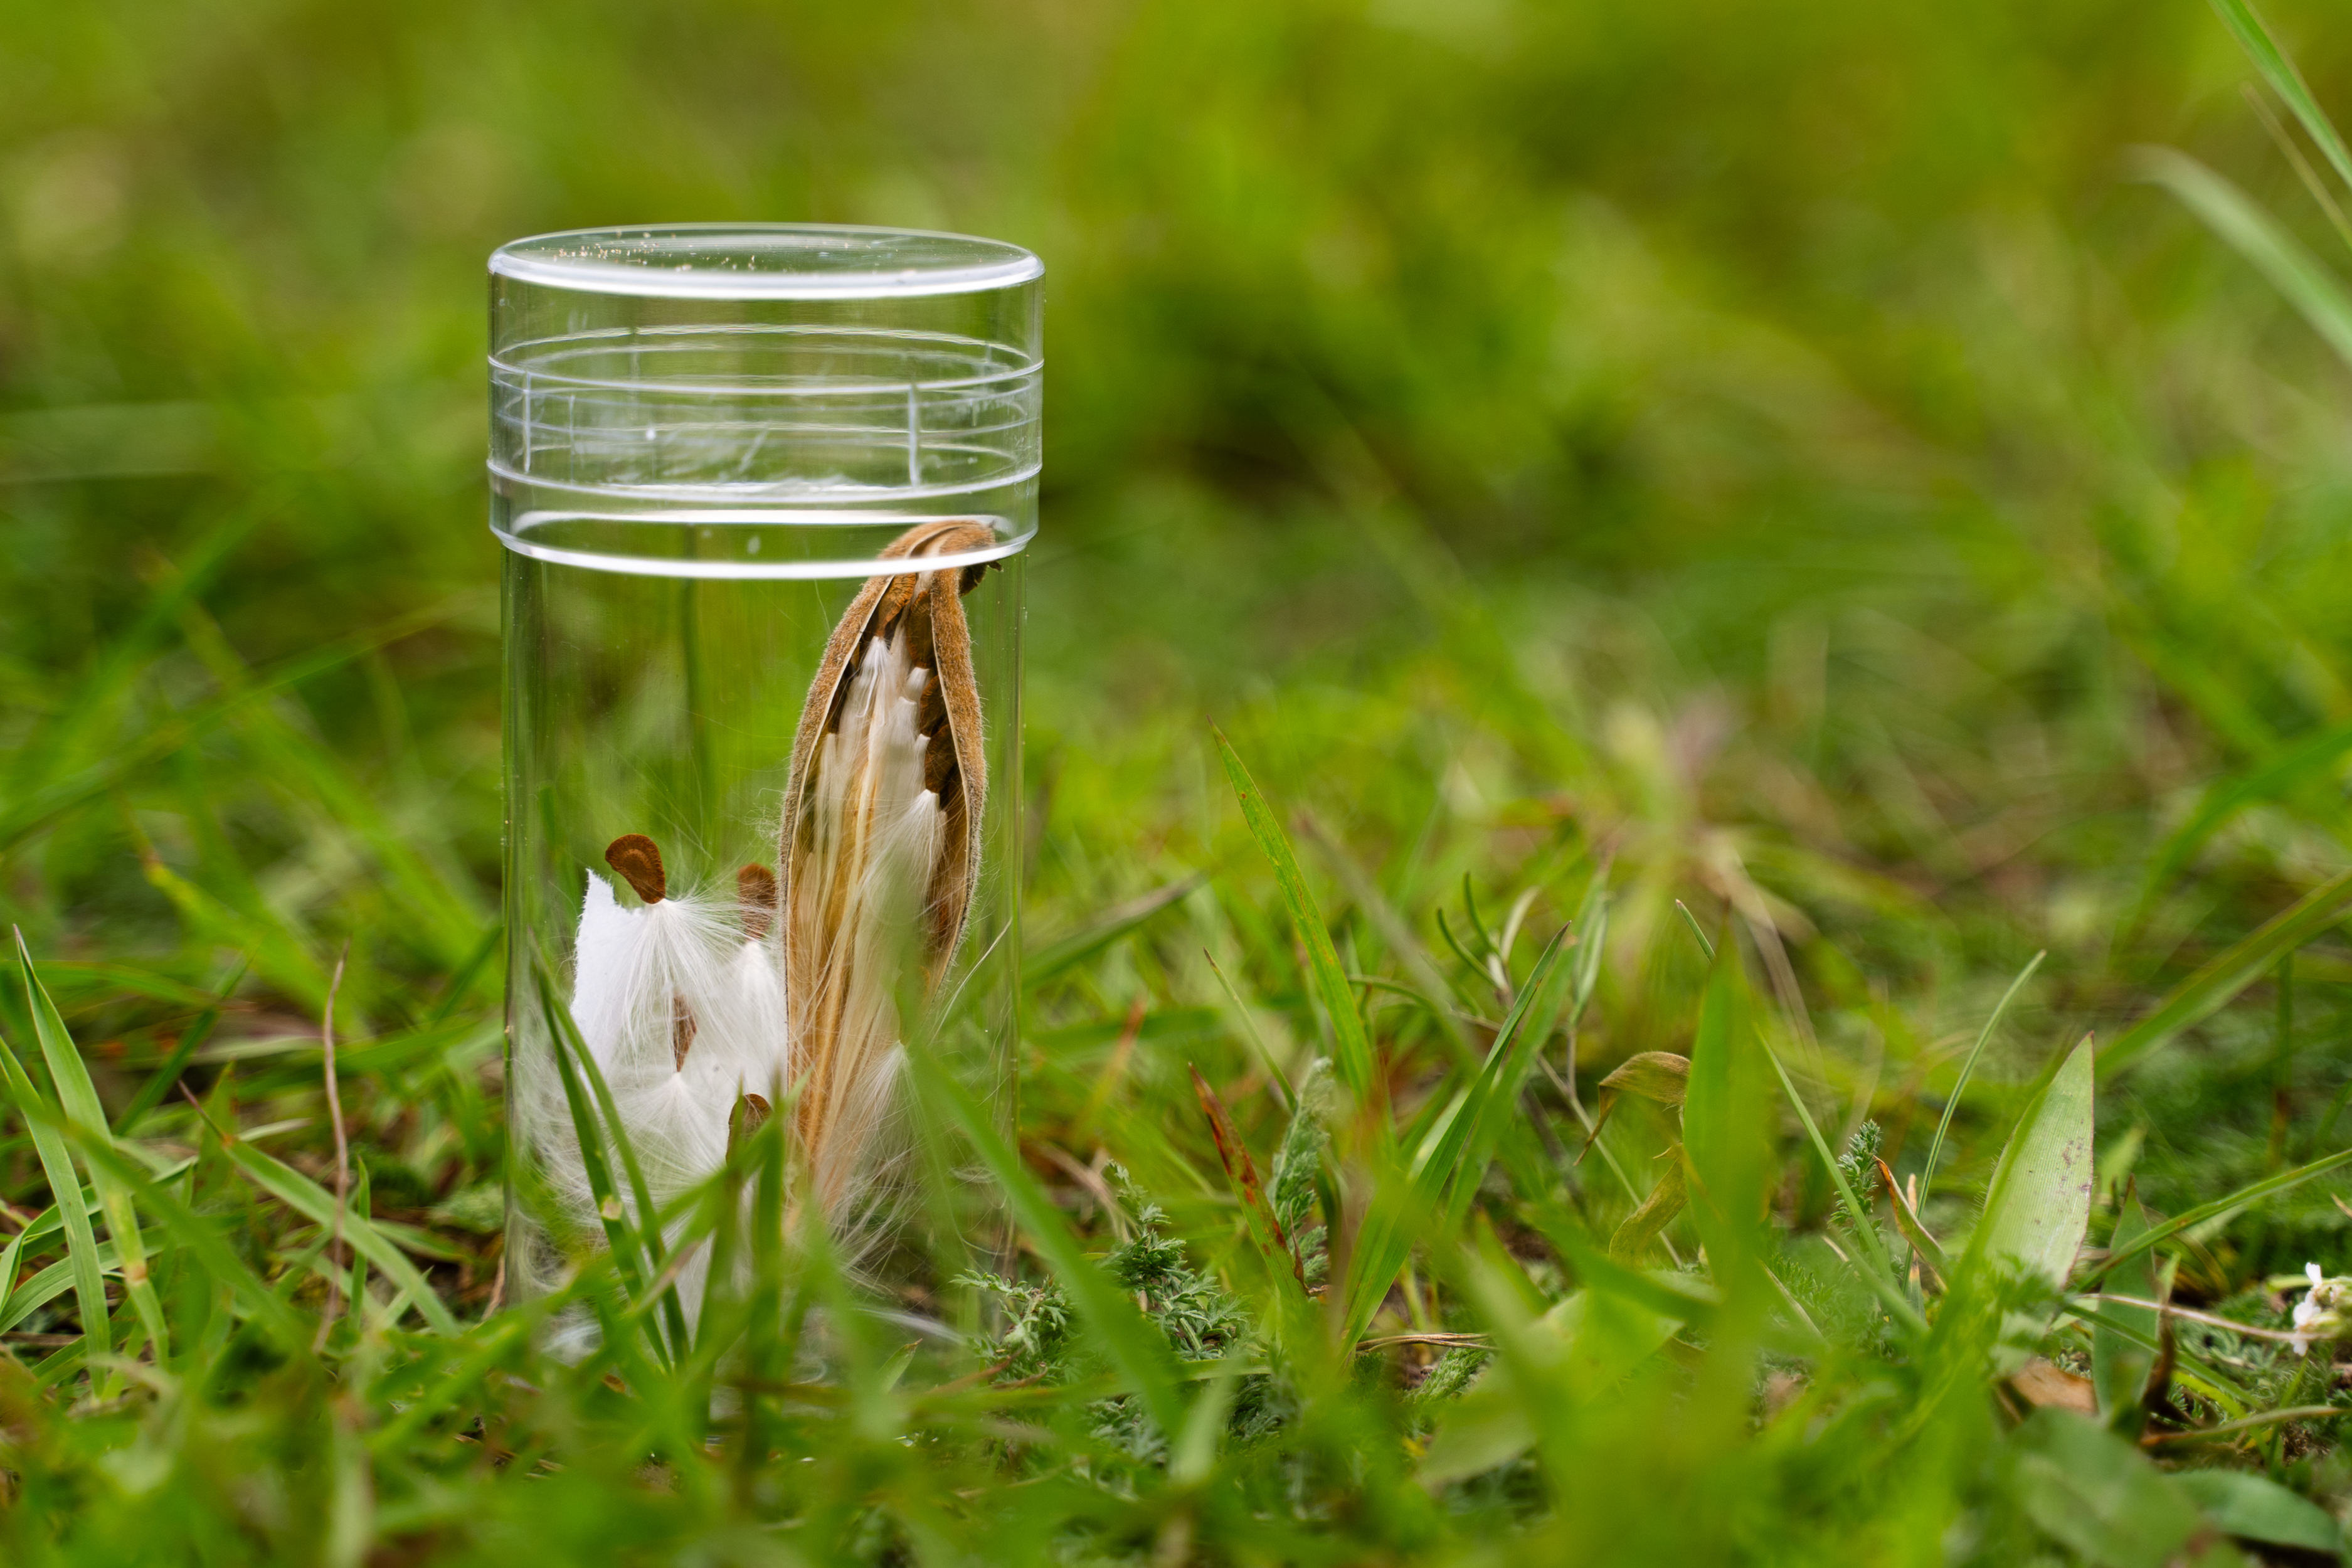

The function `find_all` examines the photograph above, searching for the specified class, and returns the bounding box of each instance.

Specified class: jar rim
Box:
[489,223,1044,302]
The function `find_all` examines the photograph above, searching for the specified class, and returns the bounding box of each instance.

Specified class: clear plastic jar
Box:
[491,226,1037,1333]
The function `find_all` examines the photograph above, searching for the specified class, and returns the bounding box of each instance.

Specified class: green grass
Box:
[13,0,2352,1560]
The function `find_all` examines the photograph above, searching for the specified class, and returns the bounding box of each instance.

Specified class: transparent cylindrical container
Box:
[492,226,1037,1335]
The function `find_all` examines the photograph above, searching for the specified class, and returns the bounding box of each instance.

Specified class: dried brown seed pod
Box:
[778,518,995,1214]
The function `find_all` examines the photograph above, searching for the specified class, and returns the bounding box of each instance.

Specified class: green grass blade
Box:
[1878,1161,1951,1279]
[1298,812,1476,1064]
[1213,728,1375,1105]
[172,598,489,968]
[2066,1300,2259,1417]
[532,953,689,1356]
[1168,1350,1246,1486]
[1025,876,1204,989]
[1567,880,1610,1032]
[0,603,457,857]
[59,1115,305,1347]
[0,1253,87,1335]
[2122,721,2352,945]
[24,961,223,1011]
[422,923,502,1027]
[2136,147,2352,373]
[112,956,246,1135]
[1199,951,1295,1111]
[12,936,130,1140]
[131,844,334,1018]
[1680,946,1769,1242]
[2074,1146,2352,1290]
[1764,1037,1922,1333]
[14,929,167,1359]
[216,1138,458,1335]
[368,1308,543,1453]
[0,1224,167,1333]
[4,507,257,800]
[2092,1185,2161,1428]
[1335,928,1576,1350]
[2099,865,2352,1076]
[1673,899,1716,961]
[1433,927,1574,1231]
[530,958,687,1359]
[1433,906,1488,992]
[1919,949,2045,1205]
[522,1083,676,1380]
[2244,73,2352,257]
[529,963,642,1280]
[0,1203,58,1322]
[2208,0,2352,199]
[1333,1172,1432,1357]
[736,1091,791,1469]
[0,1029,109,1356]
[1527,1208,1722,1328]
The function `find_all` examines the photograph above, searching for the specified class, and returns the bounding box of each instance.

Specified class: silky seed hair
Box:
[603,835,701,1069]
[539,828,785,1330]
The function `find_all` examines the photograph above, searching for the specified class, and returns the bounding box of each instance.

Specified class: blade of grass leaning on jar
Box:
[780,519,993,1225]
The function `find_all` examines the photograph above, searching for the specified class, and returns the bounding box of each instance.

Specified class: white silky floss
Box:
[567,871,788,1209]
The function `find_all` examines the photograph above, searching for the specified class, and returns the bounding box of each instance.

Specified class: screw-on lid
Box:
[489,224,1042,502]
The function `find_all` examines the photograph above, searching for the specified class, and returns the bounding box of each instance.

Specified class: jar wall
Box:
[491,227,1037,1337]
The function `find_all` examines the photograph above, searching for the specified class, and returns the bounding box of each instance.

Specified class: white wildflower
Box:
[2291,1261,2349,1357]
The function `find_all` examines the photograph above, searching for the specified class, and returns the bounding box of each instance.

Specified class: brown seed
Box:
[737,863,778,941]
[605,834,666,904]
[670,993,696,1071]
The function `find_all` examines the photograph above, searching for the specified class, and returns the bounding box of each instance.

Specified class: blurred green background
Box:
[11,0,2352,1039]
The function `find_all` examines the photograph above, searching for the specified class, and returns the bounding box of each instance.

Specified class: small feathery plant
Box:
[1833,1119,1882,1238]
